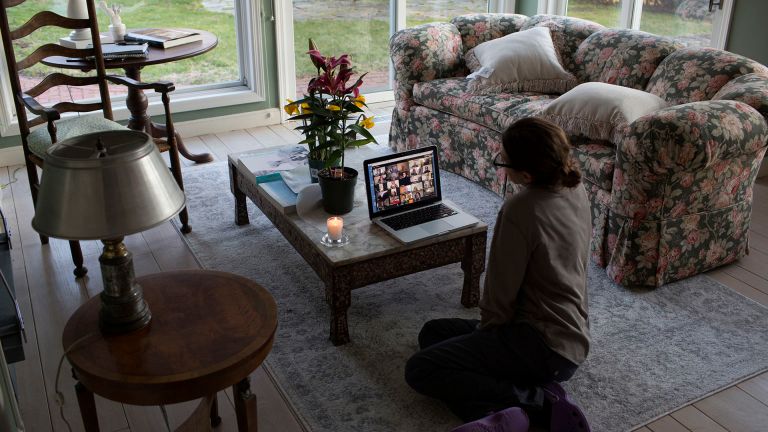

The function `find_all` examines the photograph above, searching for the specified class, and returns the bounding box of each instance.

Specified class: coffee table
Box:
[228,145,488,345]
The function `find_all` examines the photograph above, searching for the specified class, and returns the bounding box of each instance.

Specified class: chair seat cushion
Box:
[27,116,127,159]
[571,139,616,191]
[413,77,556,132]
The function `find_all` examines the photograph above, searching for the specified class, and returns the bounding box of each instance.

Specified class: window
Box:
[290,0,491,99]
[1,0,264,134]
[565,0,732,48]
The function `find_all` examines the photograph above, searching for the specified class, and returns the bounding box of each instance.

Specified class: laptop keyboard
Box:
[381,204,457,231]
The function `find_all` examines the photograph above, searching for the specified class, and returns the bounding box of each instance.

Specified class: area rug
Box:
[175,161,768,432]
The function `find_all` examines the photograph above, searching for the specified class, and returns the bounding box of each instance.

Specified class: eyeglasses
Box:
[493,152,514,169]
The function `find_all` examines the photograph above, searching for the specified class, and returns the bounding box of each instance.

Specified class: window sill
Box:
[0,84,265,138]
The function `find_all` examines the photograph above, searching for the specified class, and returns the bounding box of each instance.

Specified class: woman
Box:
[405,118,592,432]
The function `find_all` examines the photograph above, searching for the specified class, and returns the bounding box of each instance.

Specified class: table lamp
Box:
[32,130,186,334]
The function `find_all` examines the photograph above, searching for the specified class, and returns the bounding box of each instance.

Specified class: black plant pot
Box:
[318,167,358,215]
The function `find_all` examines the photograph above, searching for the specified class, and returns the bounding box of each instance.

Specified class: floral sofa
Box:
[389,13,768,287]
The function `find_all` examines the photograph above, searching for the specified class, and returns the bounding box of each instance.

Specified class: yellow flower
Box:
[353,95,366,108]
[283,99,298,115]
[300,102,312,114]
[361,115,375,129]
[328,104,341,111]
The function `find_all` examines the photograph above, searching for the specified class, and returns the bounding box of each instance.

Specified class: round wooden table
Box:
[43,29,218,163]
[62,270,277,431]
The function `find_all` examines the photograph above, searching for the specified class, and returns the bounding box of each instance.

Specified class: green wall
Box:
[516,0,538,16]
[726,0,768,65]
[0,0,279,149]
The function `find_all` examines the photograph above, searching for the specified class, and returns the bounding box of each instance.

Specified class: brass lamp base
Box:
[98,238,152,333]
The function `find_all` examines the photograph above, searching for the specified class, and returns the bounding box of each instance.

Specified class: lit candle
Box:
[327,216,343,241]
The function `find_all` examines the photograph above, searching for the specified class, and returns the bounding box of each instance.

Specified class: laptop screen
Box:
[364,146,441,219]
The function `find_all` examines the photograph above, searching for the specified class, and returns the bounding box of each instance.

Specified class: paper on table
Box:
[296,184,327,232]
[281,164,312,194]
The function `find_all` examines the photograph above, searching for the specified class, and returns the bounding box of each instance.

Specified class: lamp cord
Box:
[55,332,99,432]
[0,166,23,190]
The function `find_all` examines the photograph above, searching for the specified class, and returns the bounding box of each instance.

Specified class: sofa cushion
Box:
[571,139,616,191]
[646,48,768,105]
[520,15,605,75]
[465,27,577,94]
[413,78,556,132]
[451,13,528,53]
[541,82,668,143]
[574,29,681,90]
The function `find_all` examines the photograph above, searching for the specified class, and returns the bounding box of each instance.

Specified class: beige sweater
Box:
[480,183,591,364]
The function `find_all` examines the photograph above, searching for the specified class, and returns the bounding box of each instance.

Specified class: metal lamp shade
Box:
[32,130,186,240]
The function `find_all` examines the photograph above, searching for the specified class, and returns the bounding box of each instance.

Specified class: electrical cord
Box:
[55,332,99,432]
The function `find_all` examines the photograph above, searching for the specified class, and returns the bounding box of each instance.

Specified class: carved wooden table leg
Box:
[327,274,352,346]
[123,65,213,164]
[75,381,100,432]
[232,166,250,225]
[460,232,486,307]
[233,377,258,431]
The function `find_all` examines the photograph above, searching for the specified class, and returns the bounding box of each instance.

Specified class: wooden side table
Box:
[62,270,277,431]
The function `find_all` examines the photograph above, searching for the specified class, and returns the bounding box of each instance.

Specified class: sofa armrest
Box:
[712,73,768,119]
[612,100,768,220]
[389,22,464,112]
[618,100,768,173]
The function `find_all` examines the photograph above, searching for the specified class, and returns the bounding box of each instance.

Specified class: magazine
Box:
[124,28,203,49]
[234,145,309,185]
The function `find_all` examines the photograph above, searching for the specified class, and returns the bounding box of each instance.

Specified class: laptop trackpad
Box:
[423,220,452,235]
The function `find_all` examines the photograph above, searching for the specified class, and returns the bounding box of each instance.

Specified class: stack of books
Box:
[124,28,203,49]
[86,42,149,61]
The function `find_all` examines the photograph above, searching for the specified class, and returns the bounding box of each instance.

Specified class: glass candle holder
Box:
[321,216,349,247]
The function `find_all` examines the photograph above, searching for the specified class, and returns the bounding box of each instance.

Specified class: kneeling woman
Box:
[405,118,591,431]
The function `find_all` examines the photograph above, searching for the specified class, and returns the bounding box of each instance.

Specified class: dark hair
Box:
[501,117,581,188]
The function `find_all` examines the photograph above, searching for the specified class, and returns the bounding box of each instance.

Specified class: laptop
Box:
[363,146,479,244]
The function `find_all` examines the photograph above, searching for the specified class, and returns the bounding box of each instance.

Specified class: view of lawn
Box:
[568,0,711,40]
[9,0,239,87]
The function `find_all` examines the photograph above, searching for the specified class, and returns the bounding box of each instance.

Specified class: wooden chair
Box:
[0,0,190,277]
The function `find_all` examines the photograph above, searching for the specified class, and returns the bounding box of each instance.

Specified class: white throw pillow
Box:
[465,26,577,94]
[540,82,669,143]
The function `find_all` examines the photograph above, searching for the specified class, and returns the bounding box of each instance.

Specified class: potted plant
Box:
[284,40,377,214]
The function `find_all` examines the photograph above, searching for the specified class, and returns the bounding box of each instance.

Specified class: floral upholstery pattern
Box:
[389,13,768,287]
[413,78,556,132]
[606,101,768,285]
[520,15,605,74]
[389,22,465,152]
[450,13,528,53]
[571,139,616,191]
[407,106,507,194]
[713,73,768,118]
[27,115,126,158]
[574,29,682,90]
[646,48,768,105]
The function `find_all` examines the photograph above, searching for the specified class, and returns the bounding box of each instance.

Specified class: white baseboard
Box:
[0,108,282,167]
[174,108,281,138]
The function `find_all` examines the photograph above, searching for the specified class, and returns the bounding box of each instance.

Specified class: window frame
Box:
[0,0,267,137]
[276,1,514,121]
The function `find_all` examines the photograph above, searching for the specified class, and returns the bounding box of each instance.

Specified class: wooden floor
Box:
[8,101,768,431]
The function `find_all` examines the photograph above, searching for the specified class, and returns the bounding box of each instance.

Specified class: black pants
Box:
[404,318,578,422]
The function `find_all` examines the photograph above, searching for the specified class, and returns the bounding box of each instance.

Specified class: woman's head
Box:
[501,118,581,188]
